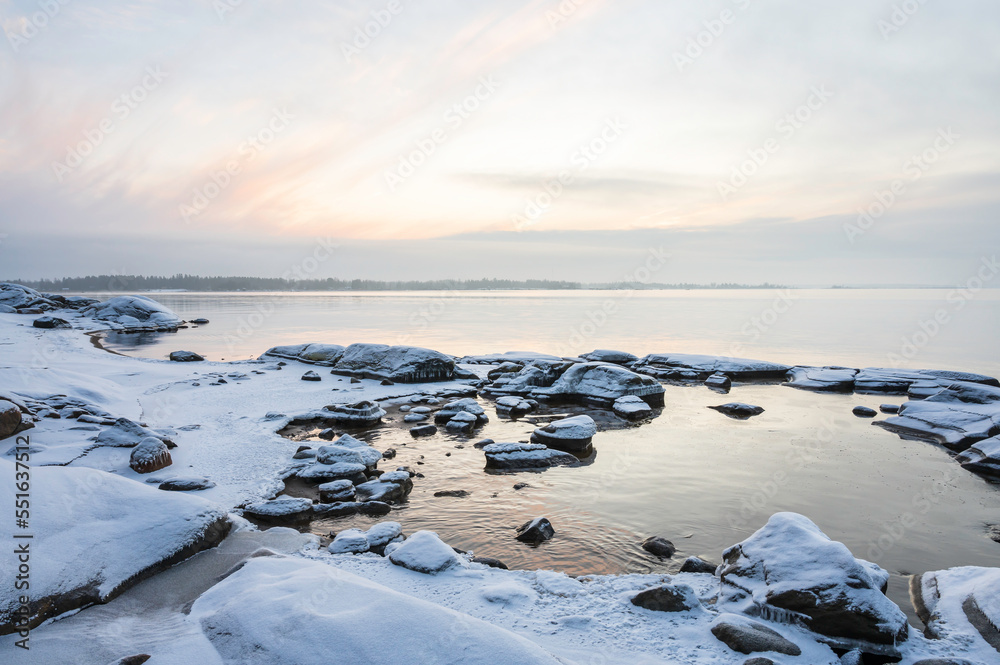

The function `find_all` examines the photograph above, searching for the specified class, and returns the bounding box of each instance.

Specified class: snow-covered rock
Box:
[483,442,579,470]
[294,460,367,482]
[318,479,356,502]
[388,530,462,574]
[0,283,58,311]
[320,401,386,427]
[458,351,565,364]
[331,343,455,382]
[516,517,555,543]
[785,366,859,392]
[854,368,999,394]
[328,528,370,554]
[874,397,1000,451]
[0,461,228,634]
[911,566,1000,651]
[242,497,314,521]
[32,315,71,329]
[955,436,1000,477]
[434,397,488,425]
[261,343,346,365]
[189,556,565,663]
[579,349,638,365]
[129,436,172,473]
[81,295,183,329]
[532,362,665,406]
[354,470,413,503]
[316,434,382,467]
[444,410,479,433]
[168,350,204,362]
[94,417,169,448]
[718,513,908,655]
[633,353,791,382]
[364,521,404,553]
[631,584,701,612]
[530,414,596,451]
[613,394,654,420]
[495,395,536,417]
[0,401,22,440]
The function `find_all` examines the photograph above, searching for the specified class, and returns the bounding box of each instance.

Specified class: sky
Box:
[0,0,998,284]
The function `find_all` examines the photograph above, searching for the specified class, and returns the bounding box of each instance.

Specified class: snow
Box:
[81,295,183,329]
[458,351,565,364]
[261,343,346,365]
[613,394,653,419]
[531,414,596,450]
[785,366,859,392]
[328,528,370,553]
[913,566,1000,656]
[332,342,456,382]
[579,349,638,364]
[387,530,463,574]
[243,497,314,519]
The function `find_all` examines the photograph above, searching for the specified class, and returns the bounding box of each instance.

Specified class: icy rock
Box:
[516,517,555,543]
[718,512,907,654]
[530,415,596,451]
[853,405,878,418]
[410,424,437,437]
[640,536,675,557]
[316,446,365,466]
[318,479,356,502]
[785,366,858,392]
[365,521,404,553]
[0,461,229,634]
[880,404,900,414]
[458,351,564,364]
[243,497,314,521]
[331,343,455,382]
[680,556,718,574]
[95,418,163,448]
[579,349,638,365]
[301,370,322,381]
[874,398,1000,451]
[955,436,1000,477]
[321,400,385,426]
[435,398,488,425]
[445,411,478,433]
[0,282,58,311]
[32,315,71,329]
[157,477,216,492]
[488,362,527,381]
[296,461,367,482]
[388,530,462,574]
[129,437,172,474]
[81,295,182,329]
[261,343,346,365]
[633,353,791,382]
[614,394,654,420]
[911,566,1000,650]
[312,501,391,518]
[404,413,428,422]
[705,372,732,393]
[355,471,413,503]
[710,614,802,656]
[169,350,204,362]
[483,442,579,470]
[329,528,370,554]
[317,434,382,467]
[532,362,665,406]
[631,584,701,612]
[709,403,765,419]
[495,395,536,417]
[106,655,152,665]
[486,360,573,394]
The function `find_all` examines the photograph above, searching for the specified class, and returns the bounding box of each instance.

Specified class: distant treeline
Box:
[9,274,787,292]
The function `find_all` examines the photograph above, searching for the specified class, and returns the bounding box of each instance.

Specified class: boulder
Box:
[129,437,172,474]
[434,398,489,425]
[312,501,391,518]
[532,362,665,406]
[579,349,638,365]
[81,295,182,329]
[785,366,858,392]
[242,497,314,522]
[530,414,596,451]
[853,406,878,418]
[169,350,204,362]
[855,368,999,394]
[718,513,908,654]
[680,556,718,574]
[630,584,700,612]
[880,404,900,414]
[301,370,322,381]
[434,489,471,498]
[640,536,675,557]
[488,362,527,381]
[483,442,579,470]
[705,372,732,393]
[495,395,536,417]
[190,318,209,324]
[321,401,386,427]
[388,531,462,574]
[0,304,15,313]
[709,403,765,419]
[613,395,654,420]
[295,461,367,482]
[95,418,162,448]
[710,614,802,656]
[444,411,479,434]
[260,343,346,365]
[485,360,574,395]
[355,470,413,504]
[410,424,437,437]
[0,282,58,311]
[955,436,1000,477]
[516,517,555,543]
[316,434,382,467]
[328,528,370,554]
[633,353,791,382]
[157,477,216,492]
[332,343,455,382]
[365,521,404,554]
[911,566,1000,652]
[318,479,356,502]
[32,315,71,329]
[0,402,22,440]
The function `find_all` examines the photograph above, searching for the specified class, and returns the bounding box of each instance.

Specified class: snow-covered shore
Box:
[1,284,999,664]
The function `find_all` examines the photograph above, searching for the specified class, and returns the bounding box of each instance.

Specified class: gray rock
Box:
[331,343,455,382]
[434,489,471,498]
[613,394,654,420]
[530,415,596,452]
[529,362,665,407]
[106,654,152,665]
[355,471,413,504]
[321,400,385,427]
[243,497,314,522]
[705,372,732,393]
[679,556,717,574]
[260,343,346,365]
[634,353,791,382]
[388,531,462,574]
[640,536,676,557]
[879,404,900,414]
[785,366,858,392]
[709,403,765,419]
[853,405,878,418]
[410,424,437,437]
[955,436,1000,477]
[743,659,774,665]
[710,614,802,656]
[32,315,71,329]
[169,350,204,362]
[301,371,322,381]
[472,556,509,570]
[483,442,579,470]
[158,477,215,491]
[516,517,554,543]
[631,584,700,612]
[318,479,356,503]
[579,349,638,365]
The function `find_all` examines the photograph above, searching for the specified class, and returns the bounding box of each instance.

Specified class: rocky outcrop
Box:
[81,295,183,329]
[261,343,346,365]
[318,479,356,502]
[632,354,791,382]
[529,362,665,407]
[785,367,858,392]
[242,497,314,522]
[579,349,638,365]
[874,386,1000,451]
[495,395,537,417]
[354,470,413,504]
[321,401,385,427]
[955,436,1000,477]
[0,401,23,440]
[483,442,579,470]
[332,343,455,382]
[530,415,596,452]
[0,283,60,312]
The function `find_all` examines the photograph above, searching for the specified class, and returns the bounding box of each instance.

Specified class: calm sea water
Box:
[83,289,1000,622]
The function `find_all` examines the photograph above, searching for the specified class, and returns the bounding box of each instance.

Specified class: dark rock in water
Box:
[32,315,71,329]
[169,350,205,362]
[630,584,700,612]
[158,477,215,491]
[513,482,530,490]
[710,614,801,656]
[641,536,676,557]
[853,405,878,417]
[107,655,152,665]
[911,660,983,665]
[785,366,858,393]
[190,318,210,324]
[444,411,478,434]
[680,556,717,574]
[879,404,900,414]
[989,524,1000,543]
[516,517,555,543]
[704,372,732,393]
[530,414,595,452]
[382,448,396,459]
[472,556,509,570]
[633,353,791,382]
[355,470,413,504]
[129,437,172,474]
[613,395,654,420]
[313,501,391,518]
[301,371,322,381]
[292,448,316,460]
[434,489,471,498]
[708,403,764,419]
[396,466,416,477]
[474,438,495,449]
[410,424,437,437]
[484,442,579,470]
[317,428,336,441]
[318,479,356,503]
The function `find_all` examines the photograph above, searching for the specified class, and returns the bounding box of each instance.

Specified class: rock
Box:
[95,418,163,448]
[743,659,774,665]
[0,462,229,635]
[495,395,536,417]
[516,517,555,543]
[472,556,509,569]
[680,556,717,574]
[317,428,336,441]
[530,414,596,451]
[0,402,22,440]
[316,437,381,468]
[513,482,529,490]
[189,318,209,324]
[705,372,732,393]
[853,405,878,417]
[380,379,395,385]
[435,398,489,425]
[839,650,863,665]
[911,566,1000,651]
[312,501,391,518]
[530,362,665,406]
[640,536,676,557]
[318,479,356,502]
[32,315,71,329]
[242,497,314,522]
[329,528,370,554]
[488,362,527,381]
[710,614,802,656]
[633,353,791,382]
[355,470,413,503]
[880,404,900,414]
[911,660,983,665]
[350,377,361,383]
[403,413,428,423]
[579,349,638,365]
[718,513,907,654]
[321,400,386,427]
[785,366,858,392]
[261,343,346,365]
[382,448,396,459]
[613,394,654,420]
[474,438,495,448]
[955,435,1000,477]
[874,392,1000,451]
[106,655,152,665]
[365,521,404,554]
[855,368,999,394]
[296,460,367,482]
[630,584,700,612]
[81,295,183,329]
[388,531,462,574]
[169,350,205,362]
[158,477,216,492]
[292,448,316,460]
[409,424,437,437]
[301,370,322,381]
[330,343,455,382]
[709,403,765,419]
[444,411,479,434]
[0,282,59,311]
[129,437,172,474]
[483,442,579,470]
[459,351,564,365]
[434,489,471,498]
